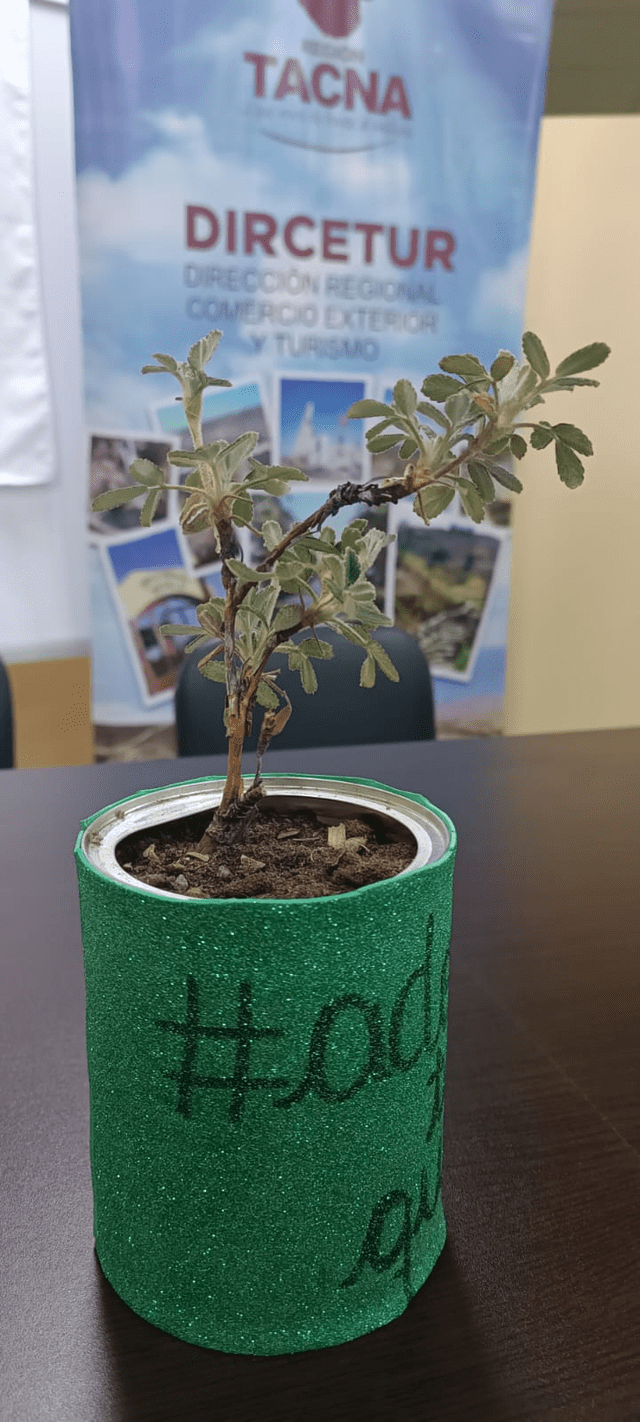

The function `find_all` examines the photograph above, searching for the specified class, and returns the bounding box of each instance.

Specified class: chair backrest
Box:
[0,658,14,769]
[175,625,434,757]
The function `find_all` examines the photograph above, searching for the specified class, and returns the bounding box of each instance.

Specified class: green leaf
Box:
[219,431,259,476]
[370,640,399,682]
[170,441,228,467]
[484,433,511,456]
[368,433,403,453]
[467,461,495,502]
[92,484,148,511]
[444,390,473,426]
[243,463,307,489]
[194,441,229,460]
[278,573,313,597]
[421,374,465,401]
[489,464,523,494]
[347,399,396,419]
[413,484,455,522]
[346,549,361,585]
[244,584,279,630]
[522,332,550,379]
[470,391,496,418]
[555,442,584,488]
[159,623,199,638]
[457,480,485,523]
[127,458,165,487]
[393,379,417,417]
[260,519,284,552]
[168,451,197,468]
[555,342,610,377]
[140,489,161,526]
[338,519,367,549]
[183,633,209,654]
[180,490,211,534]
[197,598,225,634]
[226,559,271,584]
[199,658,226,683]
[439,354,488,380]
[509,364,539,405]
[543,376,600,391]
[552,423,593,456]
[399,439,419,460]
[510,434,528,460]
[299,657,318,694]
[360,653,376,689]
[188,330,222,370]
[268,465,308,480]
[490,351,516,382]
[367,418,392,437]
[529,425,555,450]
[272,604,302,633]
[232,492,254,526]
[329,621,369,648]
[149,352,178,373]
[256,679,279,710]
[416,400,449,428]
[141,364,170,376]
[298,637,333,659]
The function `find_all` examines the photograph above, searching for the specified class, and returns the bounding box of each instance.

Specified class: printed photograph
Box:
[201,566,225,601]
[154,380,270,464]
[394,520,501,681]
[88,434,171,534]
[277,377,366,484]
[181,526,223,572]
[484,495,513,529]
[182,522,244,573]
[101,528,210,702]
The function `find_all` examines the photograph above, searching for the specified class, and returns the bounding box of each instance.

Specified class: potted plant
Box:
[75,329,608,1354]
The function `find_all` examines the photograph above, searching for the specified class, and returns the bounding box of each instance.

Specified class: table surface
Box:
[1,730,639,1422]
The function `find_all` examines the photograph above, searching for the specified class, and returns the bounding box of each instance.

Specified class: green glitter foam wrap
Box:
[75,775,456,1354]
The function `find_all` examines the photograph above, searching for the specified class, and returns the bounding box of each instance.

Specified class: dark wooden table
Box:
[2,731,639,1421]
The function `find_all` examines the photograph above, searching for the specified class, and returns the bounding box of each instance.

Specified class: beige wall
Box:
[6,655,93,768]
[505,115,640,735]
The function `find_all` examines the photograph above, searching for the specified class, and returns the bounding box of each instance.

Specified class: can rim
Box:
[78,775,452,903]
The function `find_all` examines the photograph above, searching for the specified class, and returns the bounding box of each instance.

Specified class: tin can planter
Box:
[75,773,456,1355]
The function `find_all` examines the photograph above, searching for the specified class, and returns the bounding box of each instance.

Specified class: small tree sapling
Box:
[93,329,609,840]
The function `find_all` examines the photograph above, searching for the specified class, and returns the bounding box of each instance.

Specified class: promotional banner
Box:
[70,0,554,753]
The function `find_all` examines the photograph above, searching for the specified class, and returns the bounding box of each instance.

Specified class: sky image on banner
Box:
[70,0,554,741]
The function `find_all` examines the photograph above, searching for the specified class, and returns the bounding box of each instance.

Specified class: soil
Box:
[115,800,416,900]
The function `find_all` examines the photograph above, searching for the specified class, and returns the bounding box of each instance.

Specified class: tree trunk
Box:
[219,704,247,815]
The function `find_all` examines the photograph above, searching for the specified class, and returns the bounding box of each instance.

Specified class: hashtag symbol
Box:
[157,975,289,1123]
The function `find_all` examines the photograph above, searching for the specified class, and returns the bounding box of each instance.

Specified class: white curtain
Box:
[0,0,55,485]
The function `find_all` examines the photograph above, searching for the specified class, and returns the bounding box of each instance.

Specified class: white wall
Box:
[0,0,88,663]
[504,115,640,735]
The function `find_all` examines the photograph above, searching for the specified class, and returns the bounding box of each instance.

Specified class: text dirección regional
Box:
[186,207,456,271]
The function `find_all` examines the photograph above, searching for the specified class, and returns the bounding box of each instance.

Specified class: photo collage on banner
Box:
[72,0,554,756]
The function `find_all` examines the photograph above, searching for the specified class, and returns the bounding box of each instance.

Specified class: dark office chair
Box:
[0,657,14,769]
[175,625,435,757]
